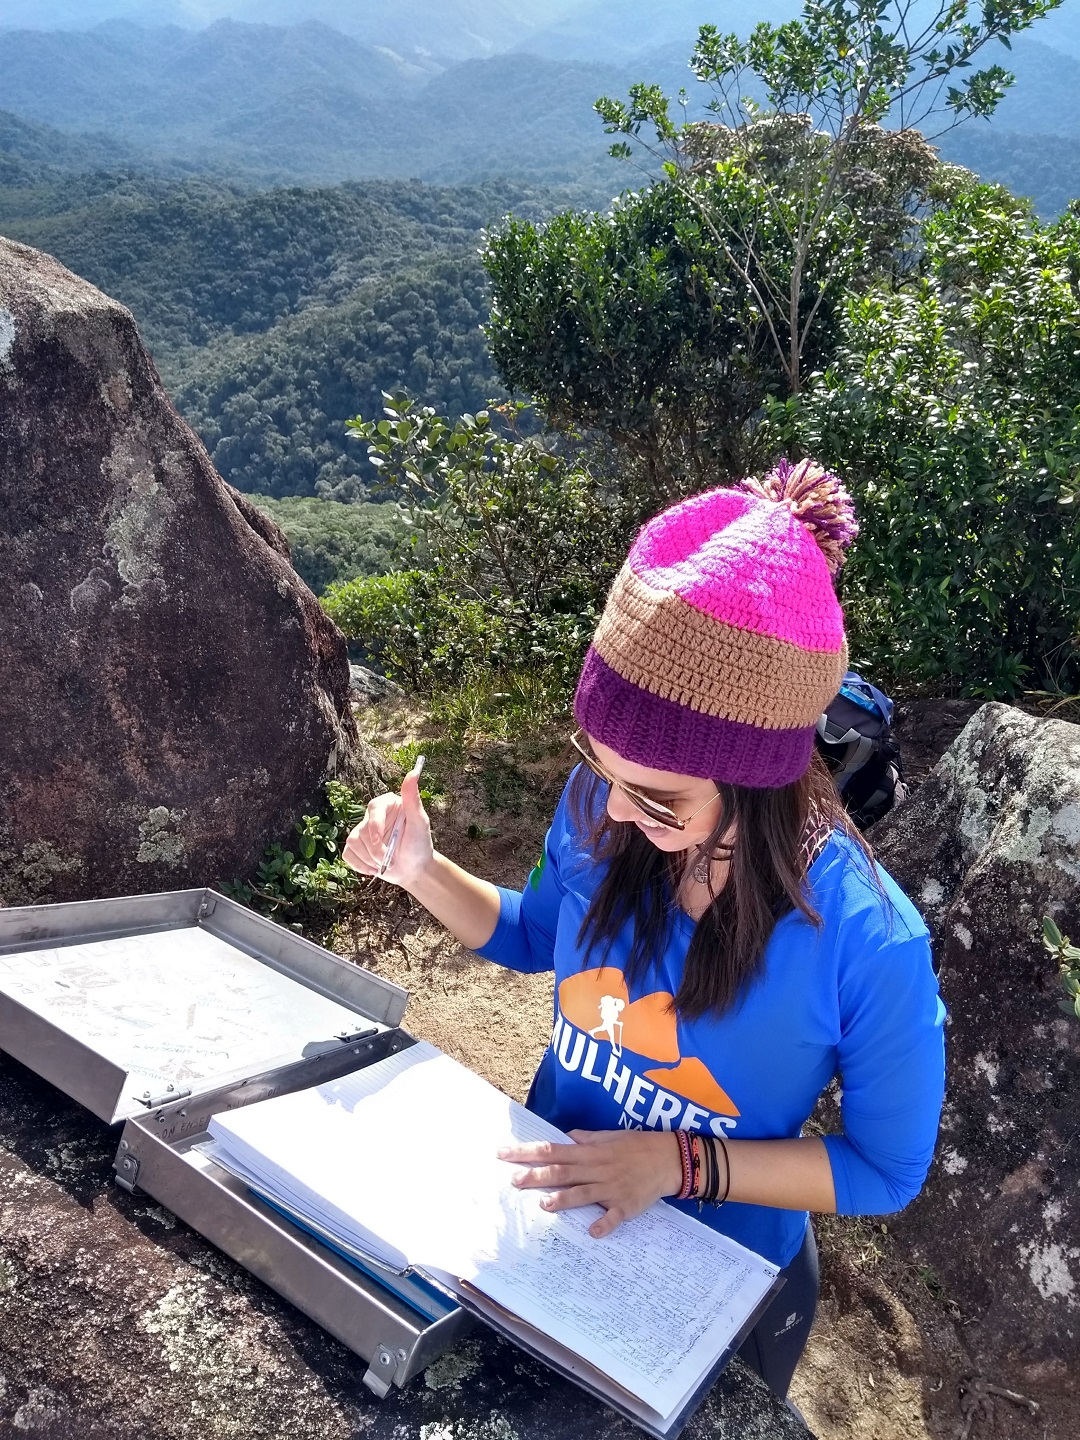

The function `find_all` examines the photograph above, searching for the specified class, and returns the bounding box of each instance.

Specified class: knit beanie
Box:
[573,459,858,788]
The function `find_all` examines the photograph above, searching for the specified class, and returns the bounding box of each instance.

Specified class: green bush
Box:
[323,394,631,695]
[483,181,793,488]
[773,188,1080,698]
[323,569,437,688]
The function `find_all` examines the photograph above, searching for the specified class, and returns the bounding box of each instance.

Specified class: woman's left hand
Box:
[498,1129,683,1239]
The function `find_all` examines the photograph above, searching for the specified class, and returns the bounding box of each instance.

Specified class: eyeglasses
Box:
[569,731,718,831]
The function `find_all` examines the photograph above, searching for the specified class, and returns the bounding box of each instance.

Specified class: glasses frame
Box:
[569,731,718,831]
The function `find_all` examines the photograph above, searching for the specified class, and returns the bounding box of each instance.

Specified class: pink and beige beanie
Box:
[573,459,858,788]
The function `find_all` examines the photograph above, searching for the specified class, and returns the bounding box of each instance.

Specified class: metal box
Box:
[0,888,473,1396]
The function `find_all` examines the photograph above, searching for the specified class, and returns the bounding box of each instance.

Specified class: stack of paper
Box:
[206,1041,780,1436]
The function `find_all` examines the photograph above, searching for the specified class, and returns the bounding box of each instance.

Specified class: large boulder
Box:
[873,703,1080,1420]
[0,237,374,904]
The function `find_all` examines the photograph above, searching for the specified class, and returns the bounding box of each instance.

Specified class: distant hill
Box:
[973,36,1080,135]
[0,21,422,134]
[938,128,1080,220]
[0,1,580,62]
[2,13,1076,199]
[0,20,627,188]
[0,109,140,185]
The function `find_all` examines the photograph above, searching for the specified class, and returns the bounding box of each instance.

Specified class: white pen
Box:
[378,755,425,877]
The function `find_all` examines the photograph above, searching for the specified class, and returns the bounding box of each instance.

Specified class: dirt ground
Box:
[333,696,1059,1440]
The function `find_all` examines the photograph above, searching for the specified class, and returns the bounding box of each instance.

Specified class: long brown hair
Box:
[569,752,872,1020]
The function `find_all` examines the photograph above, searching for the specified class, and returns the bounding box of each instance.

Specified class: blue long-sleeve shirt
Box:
[477,775,945,1268]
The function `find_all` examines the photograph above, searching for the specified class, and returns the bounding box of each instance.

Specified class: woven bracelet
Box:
[675,1129,695,1201]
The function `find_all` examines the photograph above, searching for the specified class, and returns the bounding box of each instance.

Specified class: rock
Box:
[0,237,380,905]
[350,663,404,706]
[873,703,1080,1410]
[0,1054,812,1440]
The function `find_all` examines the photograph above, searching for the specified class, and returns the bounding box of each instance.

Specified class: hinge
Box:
[362,1344,408,1399]
[303,1026,379,1059]
[135,1085,192,1109]
[336,1027,379,1045]
[115,1153,141,1193]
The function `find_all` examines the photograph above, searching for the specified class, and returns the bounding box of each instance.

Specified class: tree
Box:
[596,0,1064,397]
[484,121,955,489]
[774,187,1080,696]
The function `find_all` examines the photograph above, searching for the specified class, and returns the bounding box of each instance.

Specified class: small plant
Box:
[1042,915,1080,1020]
[221,782,366,926]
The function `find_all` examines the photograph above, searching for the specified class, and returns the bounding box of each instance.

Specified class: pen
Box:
[378,754,425,877]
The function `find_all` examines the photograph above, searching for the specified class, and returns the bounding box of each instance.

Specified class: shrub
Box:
[220,781,365,925]
[773,189,1080,697]
[324,394,632,695]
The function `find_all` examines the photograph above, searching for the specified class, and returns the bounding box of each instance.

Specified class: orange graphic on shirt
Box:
[558,969,679,1063]
[557,967,740,1117]
[644,1057,741,1117]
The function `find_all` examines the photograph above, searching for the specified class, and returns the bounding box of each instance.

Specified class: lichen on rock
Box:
[135,807,187,866]
[0,834,86,907]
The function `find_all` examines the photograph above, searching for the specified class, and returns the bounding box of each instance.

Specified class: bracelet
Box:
[704,1133,718,1205]
[696,1135,731,1209]
[714,1135,731,1207]
[675,1129,694,1201]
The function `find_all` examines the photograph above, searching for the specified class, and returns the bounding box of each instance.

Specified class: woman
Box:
[343,460,945,1401]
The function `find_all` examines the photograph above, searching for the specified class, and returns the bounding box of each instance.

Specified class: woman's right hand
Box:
[342,765,434,889]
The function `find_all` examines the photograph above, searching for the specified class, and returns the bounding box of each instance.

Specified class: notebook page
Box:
[211,1043,592,1276]
[460,1198,777,1418]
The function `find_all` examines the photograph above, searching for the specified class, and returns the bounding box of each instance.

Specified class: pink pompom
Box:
[740,458,858,574]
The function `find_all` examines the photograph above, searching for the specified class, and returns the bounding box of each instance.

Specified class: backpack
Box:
[815,672,906,831]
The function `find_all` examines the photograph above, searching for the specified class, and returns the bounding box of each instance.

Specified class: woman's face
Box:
[587,735,725,853]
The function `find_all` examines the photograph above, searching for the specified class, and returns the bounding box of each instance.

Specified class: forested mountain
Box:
[940,130,1080,220]
[0,22,423,134]
[3,3,1080,506]
[2,12,1079,205]
[0,110,146,186]
[0,174,584,499]
[177,255,499,500]
[0,21,629,187]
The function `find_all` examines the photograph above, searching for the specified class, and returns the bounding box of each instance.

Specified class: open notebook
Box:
[204,1040,781,1437]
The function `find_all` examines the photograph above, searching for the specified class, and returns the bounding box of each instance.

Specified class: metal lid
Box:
[0,888,407,1124]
